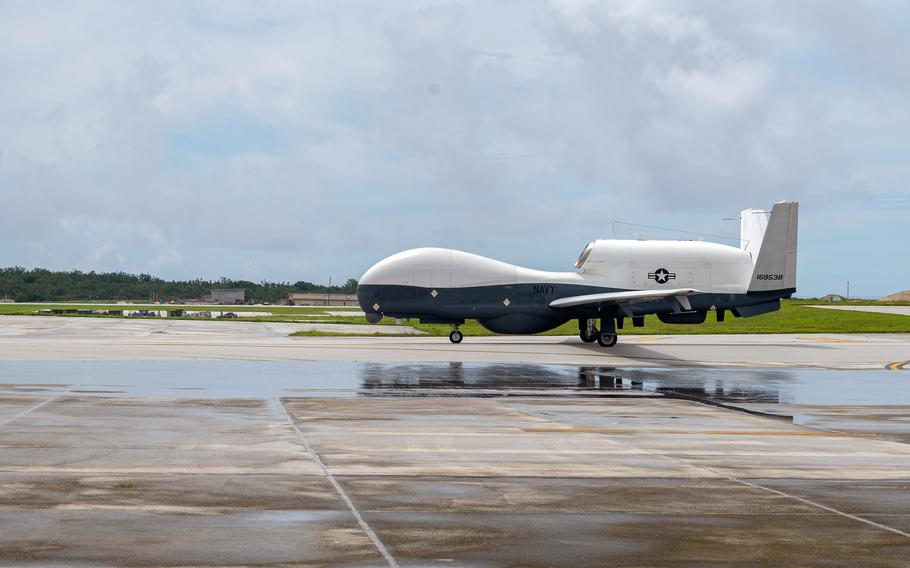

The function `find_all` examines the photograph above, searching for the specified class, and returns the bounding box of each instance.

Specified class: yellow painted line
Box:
[798,337,862,343]
[625,336,671,342]
[521,428,878,437]
[886,360,910,371]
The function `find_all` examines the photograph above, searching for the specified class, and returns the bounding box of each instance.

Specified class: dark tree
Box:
[0,267,358,303]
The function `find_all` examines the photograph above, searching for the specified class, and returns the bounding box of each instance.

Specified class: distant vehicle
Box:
[358,201,798,346]
[218,312,238,319]
[131,310,158,317]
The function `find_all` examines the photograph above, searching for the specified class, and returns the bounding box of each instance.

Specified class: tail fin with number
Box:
[747,201,798,293]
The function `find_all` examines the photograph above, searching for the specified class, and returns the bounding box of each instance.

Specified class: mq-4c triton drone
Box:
[357,201,798,347]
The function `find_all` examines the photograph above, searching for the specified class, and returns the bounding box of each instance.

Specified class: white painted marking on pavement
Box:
[0,383,85,427]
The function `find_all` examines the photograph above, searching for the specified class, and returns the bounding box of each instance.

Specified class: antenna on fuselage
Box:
[610,221,740,244]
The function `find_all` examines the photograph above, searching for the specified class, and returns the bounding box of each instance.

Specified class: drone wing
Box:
[549,288,701,312]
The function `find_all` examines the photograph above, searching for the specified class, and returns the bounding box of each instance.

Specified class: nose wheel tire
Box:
[449,330,464,344]
[596,332,618,347]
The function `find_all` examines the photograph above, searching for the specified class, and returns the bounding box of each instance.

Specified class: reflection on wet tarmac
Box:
[358,362,622,392]
[0,360,907,406]
[357,362,908,406]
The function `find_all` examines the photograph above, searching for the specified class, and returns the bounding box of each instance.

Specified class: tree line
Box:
[0,267,358,303]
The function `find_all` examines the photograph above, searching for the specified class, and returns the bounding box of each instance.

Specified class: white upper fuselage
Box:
[359,240,755,294]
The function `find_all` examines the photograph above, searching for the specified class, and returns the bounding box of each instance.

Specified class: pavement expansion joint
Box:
[511,400,910,541]
[271,397,400,568]
[653,389,795,422]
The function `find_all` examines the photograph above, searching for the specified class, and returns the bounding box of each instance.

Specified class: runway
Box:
[1,316,909,566]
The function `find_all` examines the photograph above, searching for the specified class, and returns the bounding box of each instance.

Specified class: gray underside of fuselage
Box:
[357,283,791,334]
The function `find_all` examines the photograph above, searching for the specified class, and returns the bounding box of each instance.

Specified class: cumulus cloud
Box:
[0,0,907,296]
[653,61,772,110]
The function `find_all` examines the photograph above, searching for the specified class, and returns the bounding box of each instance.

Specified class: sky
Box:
[1,0,908,298]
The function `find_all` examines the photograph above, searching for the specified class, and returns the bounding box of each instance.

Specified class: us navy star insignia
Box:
[647,268,676,284]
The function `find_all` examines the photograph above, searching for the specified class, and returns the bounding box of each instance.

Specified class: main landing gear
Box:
[449,327,463,344]
[580,318,618,348]
[596,331,618,347]
[579,318,598,343]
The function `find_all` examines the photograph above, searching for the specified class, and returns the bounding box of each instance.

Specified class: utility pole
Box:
[846,281,850,300]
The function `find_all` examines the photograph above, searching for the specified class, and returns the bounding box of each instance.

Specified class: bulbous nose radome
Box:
[357,249,432,323]
[358,249,427,286]
[358,252,414,324]
[356,279,384,324]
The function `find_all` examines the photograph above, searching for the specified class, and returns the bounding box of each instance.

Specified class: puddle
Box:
[0,361,906,406]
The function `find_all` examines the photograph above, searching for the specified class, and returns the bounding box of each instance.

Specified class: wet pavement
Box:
[1,359,909,401]
[1,360,909,566]
[2,360,909,440]
[3,315,910,370]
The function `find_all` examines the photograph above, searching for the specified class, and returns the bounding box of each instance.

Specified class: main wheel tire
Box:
[596,332,618,347]
[580,327,598,343]
[449,330,463,344]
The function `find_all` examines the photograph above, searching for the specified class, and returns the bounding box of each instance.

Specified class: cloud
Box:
[0,0,908,296]
[653,60,772,111]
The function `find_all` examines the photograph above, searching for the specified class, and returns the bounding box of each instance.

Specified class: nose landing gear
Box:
[449,327,463,344]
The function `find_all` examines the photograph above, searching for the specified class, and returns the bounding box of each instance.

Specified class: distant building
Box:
[820,294,845,302]
[202,289,245,304]
[0,297,13,304]
[289,293,359,307]
[881,290,910,302]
